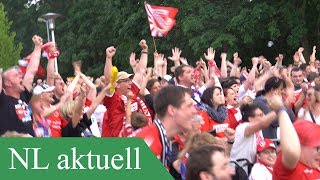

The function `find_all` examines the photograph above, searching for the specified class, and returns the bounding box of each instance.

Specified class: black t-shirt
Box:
[0,89,34,136]
[62,113,93,137]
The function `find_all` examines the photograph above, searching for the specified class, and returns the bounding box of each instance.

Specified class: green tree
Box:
[0,3,22,68]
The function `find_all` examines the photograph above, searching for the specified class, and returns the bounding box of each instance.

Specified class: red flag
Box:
[144,2,178,37]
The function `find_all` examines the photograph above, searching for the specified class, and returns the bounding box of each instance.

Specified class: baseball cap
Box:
[257,138,276,152]
[116,71,133,82]
[33,84,55,95]
[294,120,320,147]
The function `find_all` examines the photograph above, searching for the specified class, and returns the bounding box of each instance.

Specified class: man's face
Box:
[210,151,235,180]
[54,79,65,96]
[174,93,197,133]
[180,66,195,86]
[291,70,303,86]
[301,145,320,169]
[116,78,132,95]
[5,68,25,92]
[249,108,264,123]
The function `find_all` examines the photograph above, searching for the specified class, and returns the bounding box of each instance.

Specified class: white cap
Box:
[33,84,55,95]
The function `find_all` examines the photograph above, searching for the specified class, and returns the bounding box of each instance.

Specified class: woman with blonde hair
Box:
[60,83,111,137]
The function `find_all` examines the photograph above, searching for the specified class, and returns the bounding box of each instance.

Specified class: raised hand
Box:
[180,57,188,65]
[233,53,242,66]
[220,52,227,60]
[106,46,116,59]
[268,95,284,111]
[156,53,165,66]
[298,47,304,54]
[204,47,215,61]
[252,57,259,66]
[293,52,300,63]
[32,35,43,47]
[199,58,207,69]
[279,54,284,61]
[129,53,138,68]
[139,39,148,50]
[168,47,182,62]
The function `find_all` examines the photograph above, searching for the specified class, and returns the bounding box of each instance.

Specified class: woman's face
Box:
[41,92,55,105]
[225,89,237,106]
[150,81,161,96]
[212,88,225,106]
[306,88,317,105]
[257,148,277,167]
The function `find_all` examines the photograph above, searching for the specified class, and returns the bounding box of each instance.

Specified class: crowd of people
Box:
[1,35,320,179]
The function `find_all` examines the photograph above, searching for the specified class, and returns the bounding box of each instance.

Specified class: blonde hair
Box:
[1,131,32,137]
[60,101,76,121]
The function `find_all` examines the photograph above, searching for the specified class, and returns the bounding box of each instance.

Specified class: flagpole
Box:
[152,37,157,53]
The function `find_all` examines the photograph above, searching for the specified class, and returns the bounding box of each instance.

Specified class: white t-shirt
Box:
[230,122,263,164]
[297,108,320,125]
[249,163,272,180]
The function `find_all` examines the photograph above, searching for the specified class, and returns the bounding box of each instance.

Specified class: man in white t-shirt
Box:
[230,103,277,166]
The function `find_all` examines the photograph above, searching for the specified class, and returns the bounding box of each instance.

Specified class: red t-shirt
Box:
[102,81,152,137]
[198,109,229,138]
[273,152,320,179]
[46,109,68,137]
[130,124,162,160]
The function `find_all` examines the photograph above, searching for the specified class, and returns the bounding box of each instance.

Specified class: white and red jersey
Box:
[227,105,242,130]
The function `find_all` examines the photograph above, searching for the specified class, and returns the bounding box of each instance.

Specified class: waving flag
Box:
[144,2,178,37]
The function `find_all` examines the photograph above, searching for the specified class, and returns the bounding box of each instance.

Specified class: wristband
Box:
[48,50,60,59]
[227,141,234,145]
[141,51,148,54]
[208,60,215,67]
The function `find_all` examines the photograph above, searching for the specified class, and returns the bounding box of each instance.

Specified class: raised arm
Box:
[298,47,306,64]
[220,53,228,78]
[86,83,112,119]
[243,57,258,91]
[230,52,242,77]
[129,53,138,74]
[104,46,116,85]
[45,42,57,86]
[139,68,152,96]
[135,39,148,73]
[67,74,80,93]
[79,72,97,102]
[133,40,148,86]
[270,95,300,169]
[244,111,277,137]
[72,85,86,128]
[23,35,43,91]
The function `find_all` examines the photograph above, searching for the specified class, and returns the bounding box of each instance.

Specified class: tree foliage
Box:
[1,0,320,77]
[0,3,22,68]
